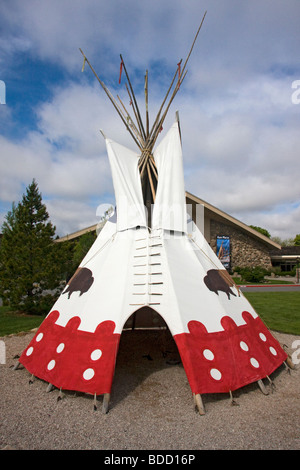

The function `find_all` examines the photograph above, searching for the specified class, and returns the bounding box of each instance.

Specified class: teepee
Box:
[18,13,288,414]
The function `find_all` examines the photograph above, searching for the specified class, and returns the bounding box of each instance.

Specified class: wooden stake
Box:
[229,390,239,406]
[266,375,276,392]
[46,383,54,393]
[285,356,295,370]
[257,379,269,395]
[93,393,98,411]
[102,393,110,414]
[12,361,20,370]
[193,393,205,415]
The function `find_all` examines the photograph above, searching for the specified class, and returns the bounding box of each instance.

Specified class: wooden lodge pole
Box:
[120,54,146,142]
[79,48,142,150]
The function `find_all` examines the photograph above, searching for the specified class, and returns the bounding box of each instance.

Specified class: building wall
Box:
[210,219,272,270]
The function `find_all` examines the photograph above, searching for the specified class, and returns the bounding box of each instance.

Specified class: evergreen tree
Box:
[294,234,300,246]
[72,231,97,273]
[0,179,70,314]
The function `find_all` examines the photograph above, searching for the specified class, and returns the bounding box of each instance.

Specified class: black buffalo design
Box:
[203,269,239,300]
[63,267,94,299]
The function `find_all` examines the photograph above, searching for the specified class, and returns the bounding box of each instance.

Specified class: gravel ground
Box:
[1,328,299,451]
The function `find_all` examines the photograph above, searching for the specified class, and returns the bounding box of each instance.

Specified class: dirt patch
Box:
[1,329,299,450]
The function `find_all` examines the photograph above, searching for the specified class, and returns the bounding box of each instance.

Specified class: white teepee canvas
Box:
[18,20,288,413]
[19,120,287,412]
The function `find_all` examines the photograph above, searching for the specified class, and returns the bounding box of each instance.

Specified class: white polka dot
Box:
[56,343,65,353]
[240,341,249,351]
[250,357,259,368]
[203,349,214,361]
[36,333,43,342]
[83,368,95,380]
[259,333,267,342]
[26,347,33,356]
[269,347,277,356]
[47,360,55,371]
[91,349,102,361]
[210,368,222,381]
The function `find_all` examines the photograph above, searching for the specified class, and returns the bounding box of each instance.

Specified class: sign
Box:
[216,236,230,270]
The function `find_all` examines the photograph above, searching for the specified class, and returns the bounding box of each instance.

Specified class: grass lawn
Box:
[0,306,44,337]
[244,291,300,335]
[0,291,299,337]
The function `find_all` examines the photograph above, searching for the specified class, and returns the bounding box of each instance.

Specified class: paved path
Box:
[240,284,300,292]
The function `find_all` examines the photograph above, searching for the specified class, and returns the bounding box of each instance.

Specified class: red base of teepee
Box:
[20,309,287,398]
[19,310,120,395]
[174,311,287,394]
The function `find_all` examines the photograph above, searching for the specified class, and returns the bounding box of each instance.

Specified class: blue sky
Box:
[1,0,300,240]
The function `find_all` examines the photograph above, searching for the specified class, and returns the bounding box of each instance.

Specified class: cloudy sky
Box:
[0,0,300,240]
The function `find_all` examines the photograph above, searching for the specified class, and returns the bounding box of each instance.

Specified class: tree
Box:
[294,234,300,246]
[271,236,294,246]
[0,179,70,314]
[249,225,271,238]
[72,231,97,274]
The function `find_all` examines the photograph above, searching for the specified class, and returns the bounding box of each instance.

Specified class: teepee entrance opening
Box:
[123,306,167,331]
[121,307,181,368]
[113,308,182,406]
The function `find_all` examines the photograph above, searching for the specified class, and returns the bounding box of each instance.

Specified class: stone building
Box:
[56,190,283,271]
[186,192,281,271]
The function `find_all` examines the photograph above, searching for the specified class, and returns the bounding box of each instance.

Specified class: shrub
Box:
[237,266,267,283]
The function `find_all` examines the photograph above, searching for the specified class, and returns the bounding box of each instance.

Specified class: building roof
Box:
[185,191,282,250]
[269,245,300,261]
[56,191,282,250]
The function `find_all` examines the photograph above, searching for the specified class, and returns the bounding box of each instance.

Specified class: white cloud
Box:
[1,70,300,240]
[3,0,298,77]
[0,82,121,235]
[46,199,100,237]
[1,0,300,241]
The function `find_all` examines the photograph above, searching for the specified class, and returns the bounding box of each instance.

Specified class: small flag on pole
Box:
[177,61,182,88]
[119,59,124,84]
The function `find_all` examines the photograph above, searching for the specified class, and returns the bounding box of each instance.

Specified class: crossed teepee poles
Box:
[79,11,206,209]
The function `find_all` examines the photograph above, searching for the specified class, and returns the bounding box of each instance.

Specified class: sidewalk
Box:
[264,276,299,284]
[237,275,300,292]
